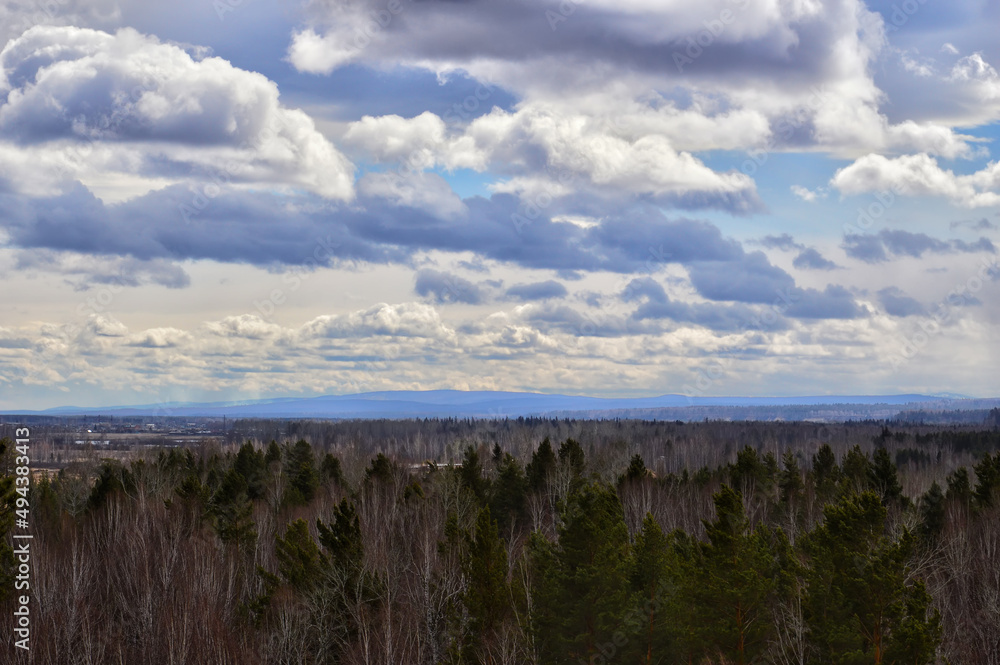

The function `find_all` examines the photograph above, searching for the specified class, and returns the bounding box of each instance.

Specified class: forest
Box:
[1,415,999,664]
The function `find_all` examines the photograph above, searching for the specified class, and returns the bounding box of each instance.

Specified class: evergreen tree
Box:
[811,444,840,503]
[693,485,782,665]
[489,453,527,533]
[210,467,256,547]
[530,483,630,664]
[88,461,133,511]
[730,446,769,497]
[840,445,872,495]
[779,451,804,505]
[557,438,586,480]
[917,482,946,543]
[870,447,906,507]
[320,453,345,487]
[264,439,282,466]
[628,513,674,664]
[462,507,511,663]
[946,467,971,504]
[803,491,940,665]
[232,441,267,500]
[972,451,1000,509]
[317,498,363,573]
[284,439,319,506]
[460,444,489,504]
[621,453,648,485]
[274,519,326,592]
[35,474,61,528]
[365,452,396,485]
[526,437,557,493]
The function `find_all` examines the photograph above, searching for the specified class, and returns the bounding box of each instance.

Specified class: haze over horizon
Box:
[2,0,999,410]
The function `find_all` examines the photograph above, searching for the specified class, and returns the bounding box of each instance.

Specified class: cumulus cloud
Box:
[0,26,355,201]
[831,153,1000,207]
[298,0,977,163]
[345,105,763,213]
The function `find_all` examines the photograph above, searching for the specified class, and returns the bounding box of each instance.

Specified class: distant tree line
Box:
[1,419,999,664]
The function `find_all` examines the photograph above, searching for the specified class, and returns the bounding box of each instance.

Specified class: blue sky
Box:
[0,0,998,409]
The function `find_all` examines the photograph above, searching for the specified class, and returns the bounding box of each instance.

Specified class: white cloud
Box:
[344,104,761,210]
[832,153,1000,208]
[300,302,457,341]
[0,26,355,201]
[791,185,820,202]
[358,170,468,220]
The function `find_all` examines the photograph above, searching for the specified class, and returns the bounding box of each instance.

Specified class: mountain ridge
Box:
[3,390,991,420]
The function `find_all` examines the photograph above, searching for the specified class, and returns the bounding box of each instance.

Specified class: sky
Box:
[1,0,999,410]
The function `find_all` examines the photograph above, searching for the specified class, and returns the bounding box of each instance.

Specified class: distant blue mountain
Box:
[2,390,981,419]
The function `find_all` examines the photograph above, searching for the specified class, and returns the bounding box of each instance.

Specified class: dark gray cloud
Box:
[842,230,994,263]
[842,234,888,263]
[793,248,839,270]
[289,0,865,102]
[623,278,785,332]
[414,269,485,304]
[784,285,864,319]
[505,280,568,301]
[1,183,864,321]
[687,251,796,304]
[877,287,926,317]
[0,184,404,266]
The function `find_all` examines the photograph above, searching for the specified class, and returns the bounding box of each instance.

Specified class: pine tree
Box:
[946,467,971,503]
[233,441,267,500]
[779,451,804,505]
[490,453,527,533]
[628,513,674,664]
[870,447,906,507]
[365,452,396,485]
[803,491,940,665]
[320,453,345,487]
[811,443,840,503]
[210,467,256,547]
[264,439,282,466]
[840,445,872,495]
[972,451,1000,509]
[526,437,557,493]
[730,446,768,497]
[621,453,648,485]
[88,461,134,511]
[460,444,489,505]
[557,438,586,480]
[317,498,363,573]
[693,485,781,665]
[274,519,327,592]
[917,482,945,543]
[284,439,319,506]
[530,482,630,664]
[462,507,511,663]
